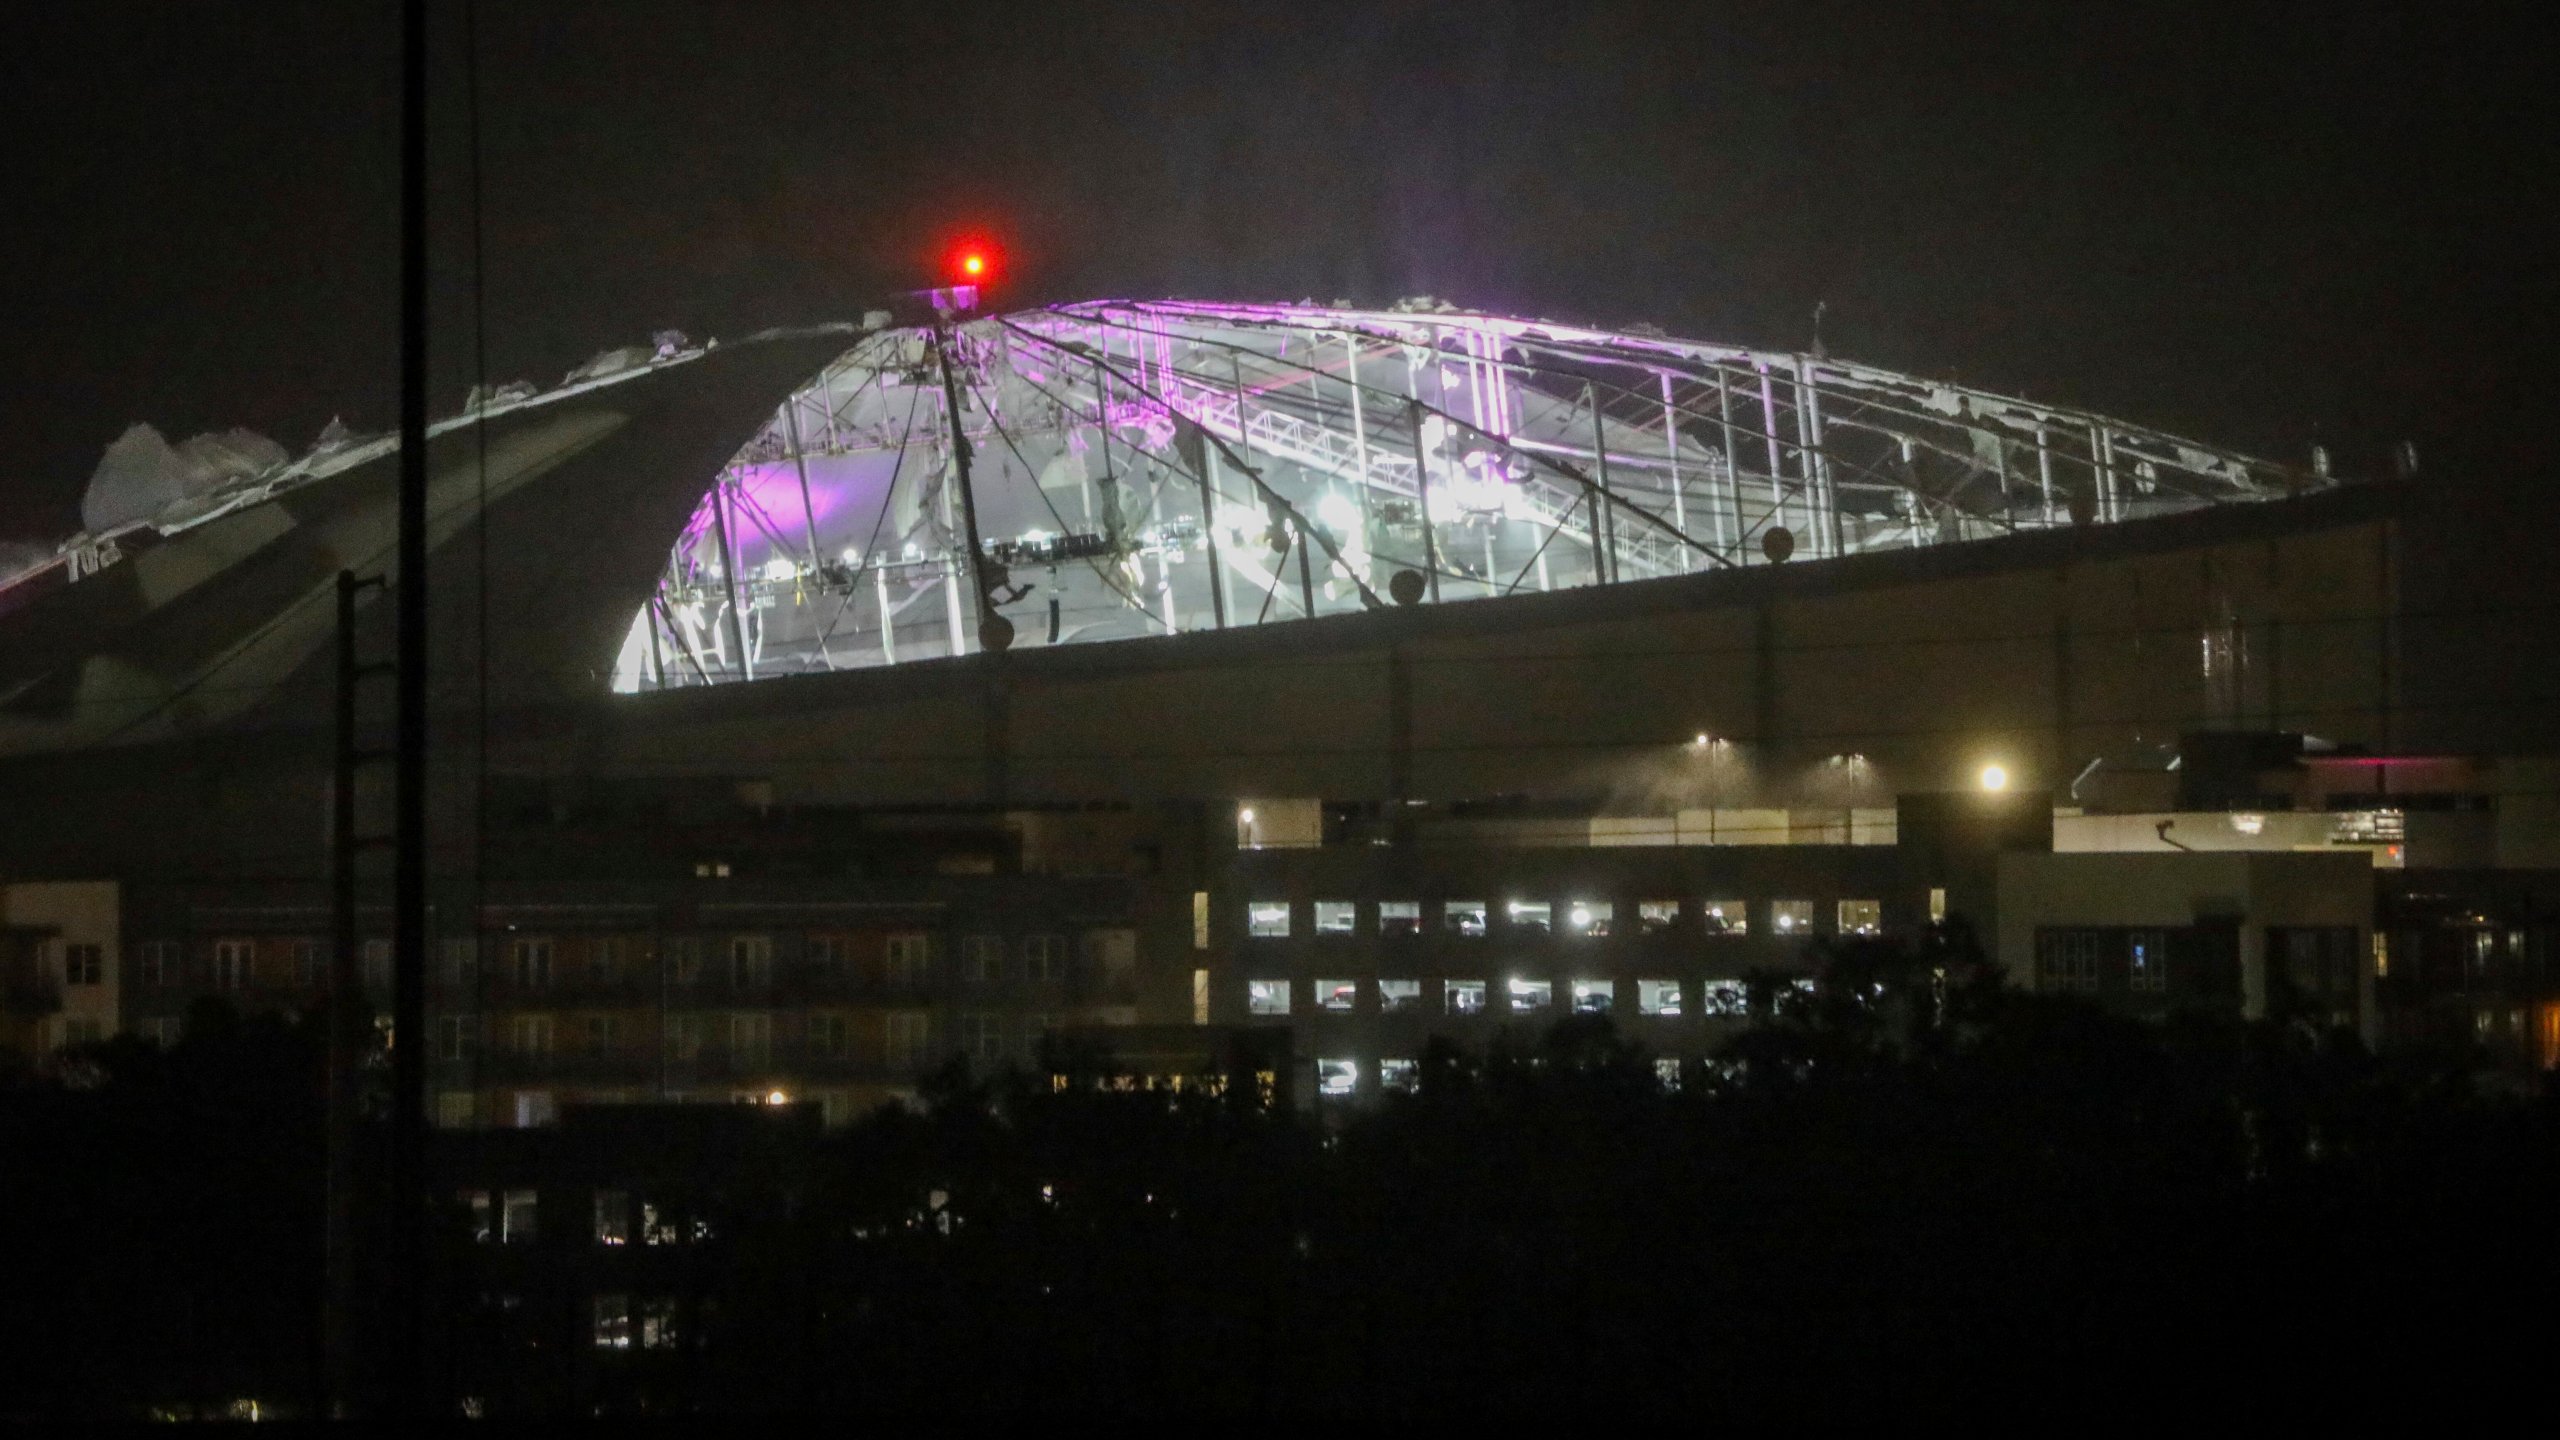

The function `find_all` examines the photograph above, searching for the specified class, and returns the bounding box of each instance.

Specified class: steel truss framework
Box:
[618,300,2323,691]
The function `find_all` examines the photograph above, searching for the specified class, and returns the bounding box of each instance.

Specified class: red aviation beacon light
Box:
[929,239,999,313]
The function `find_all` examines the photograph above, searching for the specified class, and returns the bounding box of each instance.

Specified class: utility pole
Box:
[326,571,388,1417]
[390,0,431,1415]
[933,318,1010,652]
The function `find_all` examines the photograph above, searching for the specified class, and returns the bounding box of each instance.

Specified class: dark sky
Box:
[2,0,2548,540]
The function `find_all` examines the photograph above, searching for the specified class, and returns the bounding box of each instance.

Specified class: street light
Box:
[1979,763,2009,792]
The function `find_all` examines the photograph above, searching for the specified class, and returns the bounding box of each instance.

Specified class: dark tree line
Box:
[4,929,2553,1422]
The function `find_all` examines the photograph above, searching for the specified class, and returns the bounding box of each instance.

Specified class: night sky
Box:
[2,1,2547,541]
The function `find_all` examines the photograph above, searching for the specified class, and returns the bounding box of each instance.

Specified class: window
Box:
[1699,980,1749,1017]
[1505,900,1553,935]
[1084,929,1136,994]
[887,933,933,988]
[583,1014,621,1054]
[1837,900,1881,936]
[638,1297,680,1351]
[729,935,773,990]
[2035,930,2103,994]
[512,1014,555,1056]
[593,1294,632,1350]
[1021,934,1064,983]
[1445,979,1487,1015]
[1507,977,1553,1012]
[960,934,1002,984]
[1637,979,1682,1016]
[435,1015,473,1061]
[1571,979,1614,1014]
[137,940,178,987]
[214,939,252,990]
[507,937,552,991]
[502,1188,540,1241]
[730,1012,773,1067]
[1193,890,1211,950]
[1701,901,1749,936]
[1378,978,1421,1013]
[1637,901,1680,935]
[1316,979,1358,1012]
[641,1202,681,1246]
[140,1016,183,1048]
[2129,930,2168,993]
[63,942,105,986]
[592,937,628,986]
[61,1017,104,1048]
[1444,901,1488,937]
[809,1012,850,1058]
[1928,887,1948,923]
[664,1014,704,1061]
[514,1091,556,1128]
[662,938,701,987]
[1247,902,1291,939]
[806,935,845,981]
[1770,901,1814,935]
[1315,1058,1358,1097]
[461,1189,493,1242]
[436,1091,477,1129]
[1247,979,1292,1016]
[958,1012,1004,1064]
[1313,901,1356,935]
[440,937,479,987]
[1654,1057,1683,1092]
[362,939,392,993]
[1379,1058,1419,1093]
[595,1190,633,1246]
[1565,901,1613,938]
[1379,901,1422,937]
[885,1011,930,1069]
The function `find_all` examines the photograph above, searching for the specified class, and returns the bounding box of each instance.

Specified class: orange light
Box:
[961,251,985,277]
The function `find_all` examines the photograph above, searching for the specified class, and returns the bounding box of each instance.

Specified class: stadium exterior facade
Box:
[4,300,2556,1115]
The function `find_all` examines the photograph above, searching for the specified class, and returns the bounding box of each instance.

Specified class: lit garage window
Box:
[1379,901,1423,936]
[1444,900,1488,937]
[1378,978,1421,1012]
[1770,900,1814,935]
[1637,901,1680,934]
[1247,980,1292,1015]
[1506,900,1553,935]
[1699,980,1749,1017]
[1837,899,1881,935]
[1637,979,1682,1016]
[1507,977,1554,1011]
[1247,902,1291,938]
[1379,1058,1419,1093]
[1316,1059,1359,1097]
[1316,979,1358,1012]
[1314,901,1357,934]
[1445,979,1487,1015]
[1654,1057,1683,1092]
[1571,979,1614,1014]
[1566,901,1612,937]
[1702,900,1749,936]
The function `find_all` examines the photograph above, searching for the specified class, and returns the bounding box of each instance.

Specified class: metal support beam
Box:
[709,476,753,679]
[1588,384,1620,584]
[1661,370,1690,566]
